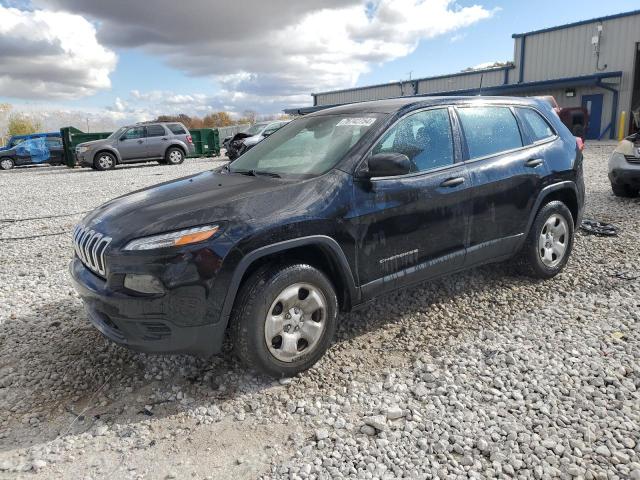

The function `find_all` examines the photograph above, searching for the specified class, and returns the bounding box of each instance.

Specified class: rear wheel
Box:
[520,200,574,279]
[0,158,14,170]
[230,263,338,377]
[165,147,184,165]
[93,152,116,171]
[611,182,638,198]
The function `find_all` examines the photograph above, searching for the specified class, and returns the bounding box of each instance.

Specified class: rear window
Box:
[146,124,167,137]
[518,108,555,143]
[457,106,523,159]
[167,123,187,135]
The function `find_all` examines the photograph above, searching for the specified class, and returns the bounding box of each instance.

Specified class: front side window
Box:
[457,106,523,159]
[146,124,166,137]
[122,127,145,140]
[518,108,555,143]
[372,108,454,173]
[229,114,381,177]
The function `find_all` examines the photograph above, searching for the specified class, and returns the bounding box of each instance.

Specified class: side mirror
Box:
[365,152,411,178]
[119,136,127,141]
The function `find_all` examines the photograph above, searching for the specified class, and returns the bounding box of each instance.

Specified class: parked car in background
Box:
[535,96,588,139]
[225,120,290,160]
[608,132,640,197]
[70,96,584,377]
[0,133,64,170]
[75,122,194,171]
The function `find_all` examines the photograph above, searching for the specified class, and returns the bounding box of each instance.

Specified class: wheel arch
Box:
[93,148,120,165]
[525,181,580,236]
[166,143,186,157]
[220,236,359,329]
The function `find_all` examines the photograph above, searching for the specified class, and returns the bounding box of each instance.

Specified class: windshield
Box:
[228,114,382,177]
[244,123,268,136]
[108,127,127,139]
[8,138,25,148]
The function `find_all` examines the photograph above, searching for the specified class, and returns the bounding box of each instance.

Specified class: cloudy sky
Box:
[0,0,638,127]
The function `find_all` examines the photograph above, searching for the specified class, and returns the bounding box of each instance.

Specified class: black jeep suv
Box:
[70,97,584,377]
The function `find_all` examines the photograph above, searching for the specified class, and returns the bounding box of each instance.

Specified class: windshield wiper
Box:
[230,169,281,178]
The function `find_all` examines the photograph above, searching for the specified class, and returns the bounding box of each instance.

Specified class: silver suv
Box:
[76,122,195,170]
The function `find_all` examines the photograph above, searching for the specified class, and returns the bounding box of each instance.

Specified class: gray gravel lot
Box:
[0,147,639,480]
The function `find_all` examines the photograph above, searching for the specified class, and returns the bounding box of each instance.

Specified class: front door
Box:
[350,107,471,299]
[118,126,148,161]
[582,94,603,140]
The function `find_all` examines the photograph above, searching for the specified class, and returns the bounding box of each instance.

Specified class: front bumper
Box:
[69,257,226,356]
[608,152,640,186]
[76,151,93,167]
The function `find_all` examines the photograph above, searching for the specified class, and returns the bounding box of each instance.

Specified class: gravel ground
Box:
[0,147,639,480]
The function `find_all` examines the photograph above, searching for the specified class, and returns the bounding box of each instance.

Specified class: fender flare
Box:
[219,235,359,324]
[524,181,579,235]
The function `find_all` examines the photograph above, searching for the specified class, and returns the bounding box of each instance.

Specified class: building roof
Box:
[311,65,512,97]
[512,8,640,38]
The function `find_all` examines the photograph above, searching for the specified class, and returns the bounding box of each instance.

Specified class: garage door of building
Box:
[582,94,603,140]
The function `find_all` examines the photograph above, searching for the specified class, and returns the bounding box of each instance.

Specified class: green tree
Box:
[7,113,42,136]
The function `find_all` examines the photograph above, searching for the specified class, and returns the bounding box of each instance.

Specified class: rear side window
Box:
[146,124,166,137]
[372,108,454,173]
[457,106,523,159]
[518,108,555,143]
[167,123,187,135]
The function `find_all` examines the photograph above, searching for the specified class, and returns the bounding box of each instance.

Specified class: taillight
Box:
[576,136,584,152]
[186,135,193,144]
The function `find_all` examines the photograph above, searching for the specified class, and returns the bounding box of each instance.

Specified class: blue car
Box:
[0,133,64,170]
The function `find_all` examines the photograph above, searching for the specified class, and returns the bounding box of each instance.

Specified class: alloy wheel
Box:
[98,154,114,169]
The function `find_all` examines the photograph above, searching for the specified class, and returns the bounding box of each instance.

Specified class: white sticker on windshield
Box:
[337,117,376,126]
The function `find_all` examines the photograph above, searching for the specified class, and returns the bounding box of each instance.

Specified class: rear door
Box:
[456,105,551,265]
[45,137,64,164]
[118,126,147,161]
[145,124,168,158]
[352,107,472,298]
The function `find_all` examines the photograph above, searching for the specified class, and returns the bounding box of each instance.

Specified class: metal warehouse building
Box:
[287,9,640,140]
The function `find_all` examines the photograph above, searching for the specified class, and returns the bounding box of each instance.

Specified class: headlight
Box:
[77,146,90,153]
[123,225,220,251]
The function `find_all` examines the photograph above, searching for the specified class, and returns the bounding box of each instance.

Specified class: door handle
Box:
[162,137,168,141]
[137,139,144,144]
[525,158,543,168]
[439,177,465,188]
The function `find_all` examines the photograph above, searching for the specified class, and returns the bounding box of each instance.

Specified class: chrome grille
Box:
[73,225,112,277]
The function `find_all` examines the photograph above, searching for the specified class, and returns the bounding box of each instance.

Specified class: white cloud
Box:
[0,5,117,99]
[33,0,494,110]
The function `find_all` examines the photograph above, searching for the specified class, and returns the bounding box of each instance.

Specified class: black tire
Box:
[0,157,14,170]
[520,200,574,279]
[93,152,116,171]
[611,182,638,198]
[165,147,185,165]
[229,263,338,377]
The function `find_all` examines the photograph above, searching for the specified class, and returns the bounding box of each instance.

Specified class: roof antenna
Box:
[478,73,484,96]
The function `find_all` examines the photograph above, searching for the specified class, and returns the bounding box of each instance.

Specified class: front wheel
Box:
[230,263,338,377]
[520,200,574,279]
[93,152,116,171]
[0,158,14,170]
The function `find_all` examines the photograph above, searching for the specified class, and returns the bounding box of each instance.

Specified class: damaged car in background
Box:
[70,96,584,377]
[608,130,640,197]
[224,120,290,160]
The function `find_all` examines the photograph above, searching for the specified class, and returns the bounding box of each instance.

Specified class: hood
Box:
[82,169,292,246]
[81,168,350,249]
[78,138,111,148]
